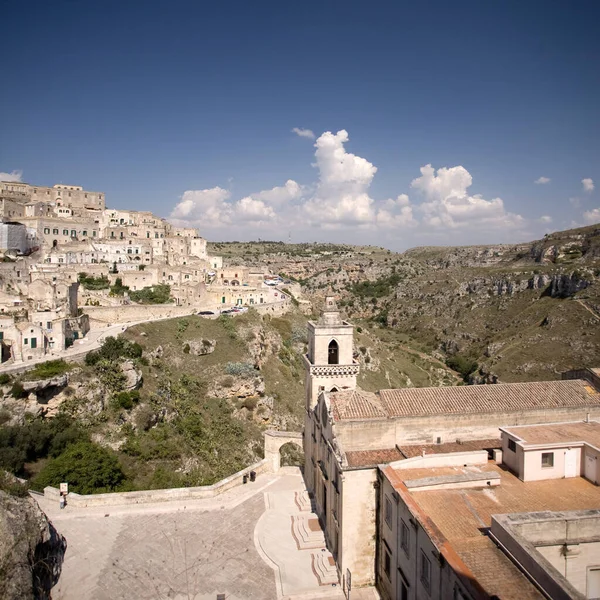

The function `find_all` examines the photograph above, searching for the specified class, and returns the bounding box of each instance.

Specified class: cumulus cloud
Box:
[0,170,23,182]
[582,178,595,193]
[376,195,417,228]
[539,215,552,223]
[410,164,523,229]
[584,208,600,223]
[291,127,315,139]
[303,130,379,227]
[168,129,531,247]
[534,177,551,184]
[170,187,232,227]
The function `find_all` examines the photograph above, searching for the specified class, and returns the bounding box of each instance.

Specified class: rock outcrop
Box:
[0,486,66,600]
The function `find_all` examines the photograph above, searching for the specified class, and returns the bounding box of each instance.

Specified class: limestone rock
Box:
[549,272,591,298]
[183,339,216,356]
[0,487,66,600]
[120,360,142,391]
[210,375,265,399]
[21,374,69,395]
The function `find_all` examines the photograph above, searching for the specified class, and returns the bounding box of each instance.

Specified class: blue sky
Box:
[1,0,598,250]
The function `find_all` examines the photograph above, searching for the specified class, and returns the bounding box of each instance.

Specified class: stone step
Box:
[291,514,326,550]
[311,550,339,586]
[294,490,314,512]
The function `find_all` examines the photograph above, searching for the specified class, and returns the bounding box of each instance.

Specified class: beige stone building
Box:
[377,420,600,599]
[302,297,600,590]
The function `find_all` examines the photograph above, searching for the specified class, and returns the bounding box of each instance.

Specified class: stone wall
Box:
[84,304,197,328]
[43,458,270,508]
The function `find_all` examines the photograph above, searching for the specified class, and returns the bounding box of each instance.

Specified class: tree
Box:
[32,441,125,494]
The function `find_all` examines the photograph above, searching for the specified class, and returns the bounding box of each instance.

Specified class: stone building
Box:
[377,420,600,599]
[302,297,600,589]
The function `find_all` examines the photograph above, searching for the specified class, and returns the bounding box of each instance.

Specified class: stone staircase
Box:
[311,549,339,586]
[294,490,315,512]
[291,514,326,550]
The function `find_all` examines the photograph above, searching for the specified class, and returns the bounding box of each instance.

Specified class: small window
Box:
[541,452,554,468]
[92,230,97,237]
[384,496,393,529]
[24,338,28,345]
[82,230,87,237]
[63,229,69,235]
[401,520,410,557]
[420,551,431,593]
[47,322,52,330]
[30,338,37,349]
[44,227,50,234]
[508,439,516,452]
[53,228,58,234]
[71,230,76,237]
[384,546,391,580]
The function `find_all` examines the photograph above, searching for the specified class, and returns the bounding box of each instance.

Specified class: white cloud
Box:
[291,127,315,139]
[376,195,417,228]
[253,179,302,208]
[0,170,23,182]
[303,130,379,227]
[235,197,276,222]
[410,164,523,230]
[539,215,552,223]
[534,177,551,184]
[583,208,600,223]
[170,187,232,227]
[582,178,595,193]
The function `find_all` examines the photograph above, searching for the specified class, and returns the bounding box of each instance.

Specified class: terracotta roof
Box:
[384,462,600,599]
[345,447,403,468]
[329,389,386,421]
[399,438,500,458]
[502,420,600,449]
[378,379,599,418]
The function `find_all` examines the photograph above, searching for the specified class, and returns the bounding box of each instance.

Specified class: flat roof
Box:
[329,379,600,421]
[501,420,600,449]
[383,462,600,599]
[399,438,500,458]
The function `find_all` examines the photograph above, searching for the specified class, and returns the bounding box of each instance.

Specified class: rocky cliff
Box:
[0,482,65,599]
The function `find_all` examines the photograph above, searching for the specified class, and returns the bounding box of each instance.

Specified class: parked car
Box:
[198,311,215,316]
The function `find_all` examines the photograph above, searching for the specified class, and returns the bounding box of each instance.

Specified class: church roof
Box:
[329,389,386,420]
[328,379,600,422]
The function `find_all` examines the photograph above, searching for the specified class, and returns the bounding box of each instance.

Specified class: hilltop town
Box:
[0,180,291,366]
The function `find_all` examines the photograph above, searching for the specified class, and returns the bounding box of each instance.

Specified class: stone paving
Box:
[39,469,380,600]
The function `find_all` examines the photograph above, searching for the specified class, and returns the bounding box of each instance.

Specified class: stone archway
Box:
[264,430,303,472]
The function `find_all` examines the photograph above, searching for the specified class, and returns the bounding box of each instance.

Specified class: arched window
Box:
[328,340,339,365]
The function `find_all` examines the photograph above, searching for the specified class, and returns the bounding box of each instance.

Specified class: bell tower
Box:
[304,296,359,411]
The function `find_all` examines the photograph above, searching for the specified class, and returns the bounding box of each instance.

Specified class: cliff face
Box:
[0,488,66,600]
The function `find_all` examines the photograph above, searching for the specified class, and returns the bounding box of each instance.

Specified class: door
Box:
[564,448,578,478]
[585,453,598,484]
[322,483,327,520]
[588,566,600,600]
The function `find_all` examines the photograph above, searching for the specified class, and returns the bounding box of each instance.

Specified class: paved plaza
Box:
[37,469,380,600]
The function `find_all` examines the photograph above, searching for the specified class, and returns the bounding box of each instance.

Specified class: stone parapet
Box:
[43,458,270,508]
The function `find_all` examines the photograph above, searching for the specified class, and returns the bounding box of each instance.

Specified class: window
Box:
[63,229,69,235]
[401,520,410,556]
[71,230,76,237]
[24,338,28,345]
[384,496,393,529]
[420,551,431,593]
[92,230,97,237]
[328,339,339,365]
[53,228,58,235]
[47,322,52,330]
[30,338,37,349]
[383,546,391,580]
[44,227,50,234]
[508,438,516,452]
[0,331,3,341]
[82,230,87,237]
[542,452,554,468]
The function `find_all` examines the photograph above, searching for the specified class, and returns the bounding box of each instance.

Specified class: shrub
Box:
[134,405,155,431]
[446,355,478,381]
[225,362,257,378]
[183,343,191,354]
[78,273,110,290]
[0,374,11,385]
[32,441,126,494]
[129,284,171,304]
[112,390,140,410]
[241,397,259,411]
[23,359,72,381]
[11,382,26,399]
[0,472,29,497]
[85,337,142,365]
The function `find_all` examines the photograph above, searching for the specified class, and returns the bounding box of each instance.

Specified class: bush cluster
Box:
[129,284,171,304]
[225,362,257,378]
[78,272,110,290]
[85,337,143,366]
